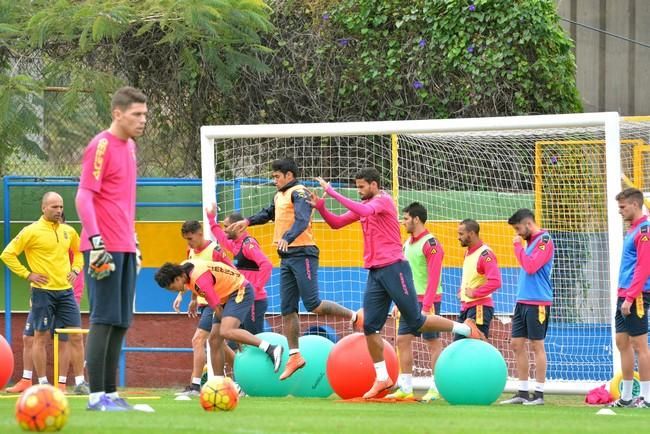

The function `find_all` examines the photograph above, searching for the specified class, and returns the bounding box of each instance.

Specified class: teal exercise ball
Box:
[434,339,507,405]
[290,335,334,397]
[233,332,296,397]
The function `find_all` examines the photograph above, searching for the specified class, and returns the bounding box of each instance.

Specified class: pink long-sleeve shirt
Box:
[207,213,271,301]
[316,187,404,269]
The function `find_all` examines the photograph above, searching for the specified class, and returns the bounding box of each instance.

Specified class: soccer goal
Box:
[200,113,650,394]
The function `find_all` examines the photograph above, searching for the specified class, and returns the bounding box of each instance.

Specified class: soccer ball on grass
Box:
[199,377,239,412]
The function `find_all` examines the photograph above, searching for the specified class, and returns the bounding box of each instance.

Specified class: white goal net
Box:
[201,113,650,394]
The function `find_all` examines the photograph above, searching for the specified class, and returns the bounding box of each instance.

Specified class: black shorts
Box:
[455,305,494,341]
[242,298,268,335]
[31,288,81,336]
[84,252,137,328]
[23,310,71,342]
[279,255,321,315]
[398,302,441,340]
[364,261,425,335]
[511,302,550,340]
[615,294,650,337]
[197,305,215,332]
[212,283,255,325]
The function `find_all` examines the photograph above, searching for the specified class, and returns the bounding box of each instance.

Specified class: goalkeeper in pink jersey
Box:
[75,87,146,412]
[311,168,485,399]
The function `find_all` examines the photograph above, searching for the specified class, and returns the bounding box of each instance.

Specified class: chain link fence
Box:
[2,86,197,178]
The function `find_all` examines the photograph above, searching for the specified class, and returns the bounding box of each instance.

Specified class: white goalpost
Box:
[199,112,650,395]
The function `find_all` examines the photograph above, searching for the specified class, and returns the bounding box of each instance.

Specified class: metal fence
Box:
[2,87,199,178]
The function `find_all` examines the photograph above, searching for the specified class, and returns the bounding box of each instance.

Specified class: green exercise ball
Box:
[233,332,296,397]
[290,335,334,398]
[434,339,507,405]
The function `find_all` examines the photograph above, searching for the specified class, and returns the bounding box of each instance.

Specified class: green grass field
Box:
[1,391,648,433]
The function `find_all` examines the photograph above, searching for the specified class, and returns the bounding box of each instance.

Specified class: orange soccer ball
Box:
[199,376,239,412]
[15,384,69,432]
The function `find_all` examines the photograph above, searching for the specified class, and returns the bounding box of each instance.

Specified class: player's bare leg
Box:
[421,338,443,402]
[7,336,34,393]
[311,300,353,319]
[524,339,547,405]
[387,334,415,400]
[32,330,49,383]
[631,334,650,407]
[419,315,485,340]
[362,333,393,399]
[279,312,305,380]
[218,316,283,374]
[57,340,70,392]
[501,337,530,404]
[66,332,89,395]
[609,333,636,407]
[208,324,226,378]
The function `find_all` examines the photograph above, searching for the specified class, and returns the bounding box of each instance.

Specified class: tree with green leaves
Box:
[0,0,272,176]
[225,0,582,124]
[1,0,582,177]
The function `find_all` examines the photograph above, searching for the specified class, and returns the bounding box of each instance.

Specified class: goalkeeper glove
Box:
[135,233,142,275]
[89,235,115,280]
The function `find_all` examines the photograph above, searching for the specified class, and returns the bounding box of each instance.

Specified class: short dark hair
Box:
[154,262,185,288]
[355,168,381,187]
[402,202,427,223]
[181,220,202,235]
[111,86,147,111]
[226,212,244,223]
[508,208,536,225]
[460,218,480,235]
[616,188,645,208]
[271,158,299,178]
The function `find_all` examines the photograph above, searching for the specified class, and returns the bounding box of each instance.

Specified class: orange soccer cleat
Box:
[279,353,306,381]
[57,383,67,394]
[6,378,33,394]
[351,308,364,333]
[362,377,394,399]
[464,318,487,341]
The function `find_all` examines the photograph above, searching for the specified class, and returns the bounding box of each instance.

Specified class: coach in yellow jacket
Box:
[1,192,85,389]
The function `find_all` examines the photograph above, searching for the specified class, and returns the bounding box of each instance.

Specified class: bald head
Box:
[41,192,64,223]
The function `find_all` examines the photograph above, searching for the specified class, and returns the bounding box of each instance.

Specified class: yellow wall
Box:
[137,220,520,268]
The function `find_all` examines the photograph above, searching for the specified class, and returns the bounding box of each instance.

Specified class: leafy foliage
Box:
[225,0,582,125]
[1,0,272,176]
[1,0,583,177]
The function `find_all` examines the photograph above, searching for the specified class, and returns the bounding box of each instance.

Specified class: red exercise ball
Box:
[326,332,398,399]
[0,334,14,390]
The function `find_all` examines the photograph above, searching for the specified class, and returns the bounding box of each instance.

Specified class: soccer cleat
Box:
[279,353,305,380]
[362,378,394,399]
[57,383,67,394]
[73,381,90,395]
[523,397,544,406]
[267,344,284,373]
[386,388,414,400]
[633,397,650,408]
[351,308,364,332]
[175,385,200,397]
[420,388,440,402]
[500,393,530,404]
[464,318,487,341]
[609,398,636,408]
[111,396,133,410]
[87,395,128,412]
[6,378,32,393]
